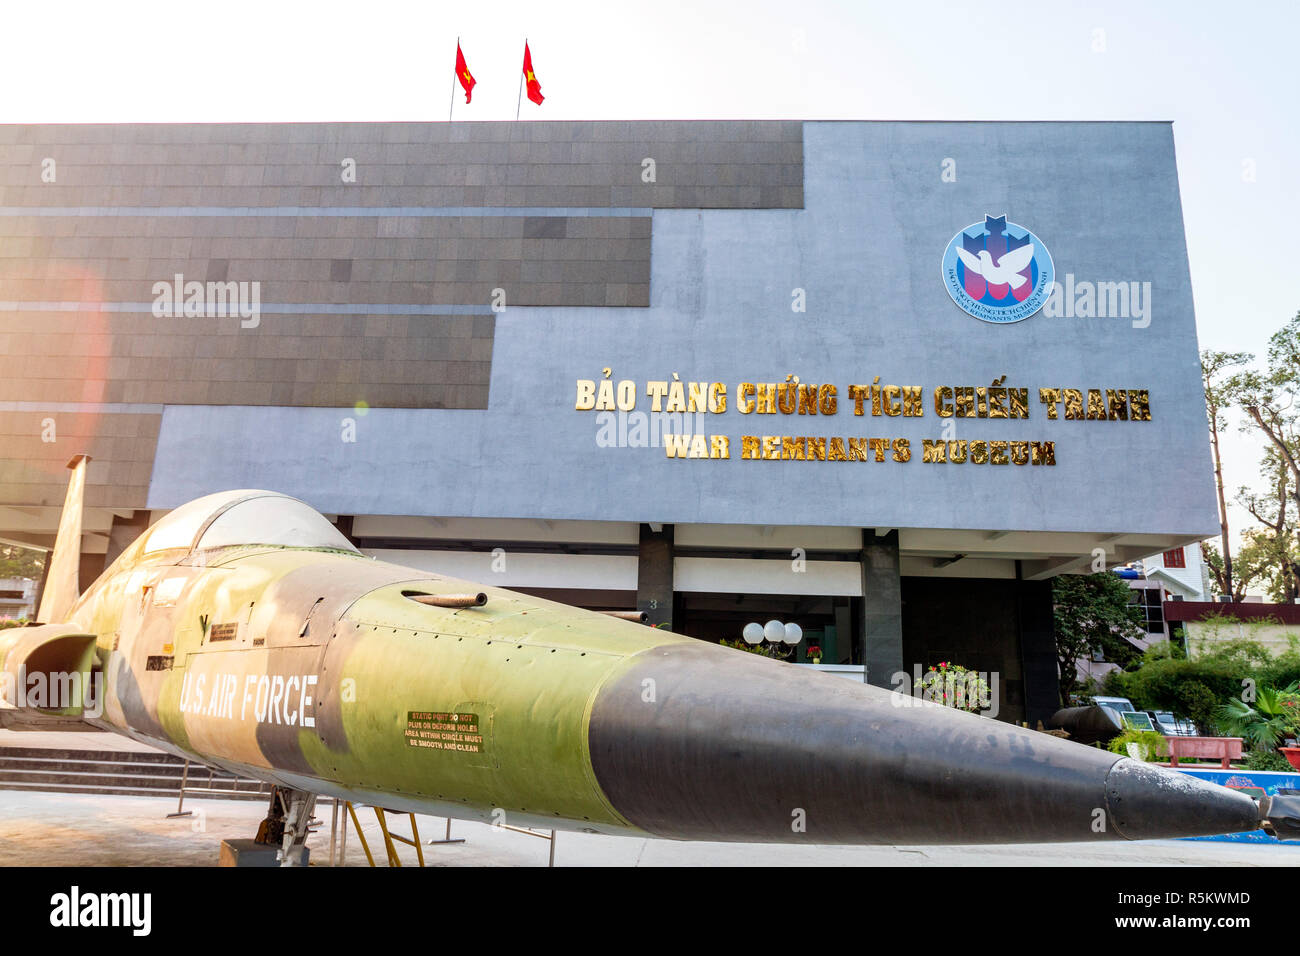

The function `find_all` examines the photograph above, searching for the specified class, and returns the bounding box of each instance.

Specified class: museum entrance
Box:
[674,592,855,665]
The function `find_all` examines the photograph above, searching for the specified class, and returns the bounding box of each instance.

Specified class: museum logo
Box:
[941,215,1054,324]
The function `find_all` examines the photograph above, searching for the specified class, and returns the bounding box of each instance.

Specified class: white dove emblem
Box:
[956,244,1035,289]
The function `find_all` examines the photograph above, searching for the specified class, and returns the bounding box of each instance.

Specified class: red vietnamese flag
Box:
[522,41,543,105]
[455,42,476,103]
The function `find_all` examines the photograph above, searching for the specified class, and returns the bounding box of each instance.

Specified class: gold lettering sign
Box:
[572,373,1153,470]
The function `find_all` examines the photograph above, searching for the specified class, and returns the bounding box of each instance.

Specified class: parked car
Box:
[1147,710,1197,737]
[1092,696,1136,725]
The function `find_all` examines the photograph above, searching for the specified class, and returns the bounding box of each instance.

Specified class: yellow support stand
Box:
[345,802,426,867]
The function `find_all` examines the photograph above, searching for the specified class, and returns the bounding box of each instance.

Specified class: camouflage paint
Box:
[49,532,688,835]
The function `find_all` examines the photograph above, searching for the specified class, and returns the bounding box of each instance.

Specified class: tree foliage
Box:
[1202,348,1253,600]
[1197,317,1300,604]
[1229,313,1300,592]
[1232,447,1300,602]
[1052,572,1144,706]
[0,545,43,581]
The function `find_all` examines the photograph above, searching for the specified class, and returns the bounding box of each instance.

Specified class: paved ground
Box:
[0,790,1296,866]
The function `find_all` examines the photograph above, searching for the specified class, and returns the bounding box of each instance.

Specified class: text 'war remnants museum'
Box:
[0,120,1214,727]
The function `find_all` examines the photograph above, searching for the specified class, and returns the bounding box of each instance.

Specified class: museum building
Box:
[0,120,1217,725]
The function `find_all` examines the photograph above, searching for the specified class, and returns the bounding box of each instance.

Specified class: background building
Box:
[0,577,36,621]
[1166,601,1300,659]
[1114,544,1211,647]
[0,120,1218,725]
[1144,544,1211,603]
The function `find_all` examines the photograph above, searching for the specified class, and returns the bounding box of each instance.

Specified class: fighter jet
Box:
[2,457,1295,864]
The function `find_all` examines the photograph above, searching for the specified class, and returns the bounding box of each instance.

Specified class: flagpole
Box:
[449,37,458,123]
[516,38,526,121]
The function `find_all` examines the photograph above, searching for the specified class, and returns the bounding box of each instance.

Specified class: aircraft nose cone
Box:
[586,643,1265,845]
[1104,758,1261,840]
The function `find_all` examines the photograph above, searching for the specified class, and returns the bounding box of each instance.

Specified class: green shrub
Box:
[1075,675,1102,703]
[1242,749,1298,773]
[1216,683,1300,749]
[1107,729,1169,762]
[1195,636,1274,672]
[1141,640,1186,662]
[1103,659,1242,732]
[1259,640,1300,692]
[1177,681,1223,736]
[1099,668,1131,699]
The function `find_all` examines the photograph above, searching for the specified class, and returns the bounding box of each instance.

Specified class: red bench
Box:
[1165,736,1244,769]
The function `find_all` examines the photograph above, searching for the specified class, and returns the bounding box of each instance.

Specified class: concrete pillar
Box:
[1017,570,1061,724]
[861,530,903,688]
[333,515,357,546]
[77,550,106,594]
[637,523,674,630]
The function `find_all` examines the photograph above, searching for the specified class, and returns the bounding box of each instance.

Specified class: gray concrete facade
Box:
[142,121,1216,541]
[0,121,798,509]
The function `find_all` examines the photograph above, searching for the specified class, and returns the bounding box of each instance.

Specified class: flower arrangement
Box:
[915,661,992,713]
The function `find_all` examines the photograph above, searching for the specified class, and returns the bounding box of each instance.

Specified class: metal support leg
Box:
[277,789,318,867]
[328,798,339,867]
[409,814,425,867]
[346,802,376,867]
[426,816,466,845]
[498,823,558,866]
[339,798,348,866]
[373,806,402,867]
[166,759,193,818]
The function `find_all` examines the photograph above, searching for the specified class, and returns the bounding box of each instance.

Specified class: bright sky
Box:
[3,0,1294,562]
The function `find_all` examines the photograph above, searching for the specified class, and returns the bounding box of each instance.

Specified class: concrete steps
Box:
[0,746,271,801]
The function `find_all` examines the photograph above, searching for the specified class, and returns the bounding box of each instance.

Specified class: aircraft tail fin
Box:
[36,454,90,623]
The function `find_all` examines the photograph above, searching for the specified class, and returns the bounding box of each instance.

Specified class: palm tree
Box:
[1215,682,1300,751]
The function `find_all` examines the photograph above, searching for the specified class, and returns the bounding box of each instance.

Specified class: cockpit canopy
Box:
[142,491,359,555]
